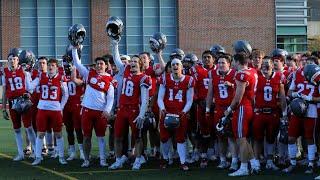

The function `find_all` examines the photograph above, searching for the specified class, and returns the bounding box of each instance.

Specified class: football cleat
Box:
[180,163,189,171]
[109,160,123,170]
[67,151,76,161]
[13,154,24,161]
[228,168,249,176]
[217,160,230,169]
[81,160,90,168]
[59,157,67,165]
[31,157,42,166]
[100,159,108,167]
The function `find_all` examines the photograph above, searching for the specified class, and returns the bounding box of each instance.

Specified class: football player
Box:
[253,57,287,171]
[2,52,37,161]
[109,39,150,170]
[223,52,259,176]
[283,56,320,174]
[27,58,69,165]
[72,48,114,168]
[157,58,194,171]
[206,54,238,170]
[62,55,85,161]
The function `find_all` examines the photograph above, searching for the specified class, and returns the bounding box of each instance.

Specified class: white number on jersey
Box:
[41,85,58,100]
[263,86,272,101]
[296,83,315,97]
[203,78,209,89]
[218,84,228,99]
[168,89,183,102]
[8,77,23,91]
[122,78,134,97]
[67,81,76,96]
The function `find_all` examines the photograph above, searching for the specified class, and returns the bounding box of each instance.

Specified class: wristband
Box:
[206,107,210,113]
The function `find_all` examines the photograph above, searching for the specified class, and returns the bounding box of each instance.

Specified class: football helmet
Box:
[210,44,225,56]
[233,40,252,55]
[12,94,33,114]
[183,53,198,64]
[271,48,287,62]
[19,50,36,71]
[170,48,185,60]
[290,98,308,117]
[106,16,123,40]
[68,24,86,46]
[149,32,167,53]
[304,64,320,85]
[164,113,180,130]
[9,48,22,57]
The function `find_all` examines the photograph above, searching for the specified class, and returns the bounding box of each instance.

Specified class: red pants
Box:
[63,104,82,130]
[114,105,140,140]
[288,114,317,140]
[81,107,107,137]
[252,112,280,143]
[36,109,63,132]
[232,105,253,139]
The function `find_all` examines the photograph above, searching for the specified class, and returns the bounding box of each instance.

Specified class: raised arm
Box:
[156,50,166,73]
[111,39,125,74]
[72,47,89,79]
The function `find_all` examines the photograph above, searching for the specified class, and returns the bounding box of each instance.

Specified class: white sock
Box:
[232,157,238,164]
[78,144,83,151]
[266,143,274,156]
[220,156,226,162]
[240,162,248,170]
[177,142,187,164]
[56,137,64,158]
[14,129,24,156]
[288,144,297,165]
[35,137,43,158]
[26,127,36,152]
[201,153,207,159]
[307,144,317,162]
[98,137,106,160]
[45,132,53,148]
[161,140,171,160]
[267,159,273,164]
[250,158,260,168]
[69,145,75,153]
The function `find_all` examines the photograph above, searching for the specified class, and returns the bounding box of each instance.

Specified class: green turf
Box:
[0,112,317,180]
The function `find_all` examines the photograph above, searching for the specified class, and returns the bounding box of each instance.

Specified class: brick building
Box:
[0,0,308,64]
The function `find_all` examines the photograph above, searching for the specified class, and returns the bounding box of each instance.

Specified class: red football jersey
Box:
[39,73,63,102]
[87,69,113,93]
[160,73,195,112]
[64,71,84,105]
[291,67,319,97]
[255,71,285,108]
[211,69,236,106]
[3,66,27,100]
[30,69,41,104]
[235,68,256,106]
[145,66,156,97]
[190,65,209,100]
[119,66,151,105]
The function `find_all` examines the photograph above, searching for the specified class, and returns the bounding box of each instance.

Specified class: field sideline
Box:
[0,113,316,180]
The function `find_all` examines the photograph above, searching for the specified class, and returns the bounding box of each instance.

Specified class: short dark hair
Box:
[48,58,58,65]
[94,57,108,64]
[307,56,319,65]
[202,50,213,58]
[7,53,19,59]
[38,56,48,61]
[233,52,249,65]
[217,53,232,64]
[102,54,113,63]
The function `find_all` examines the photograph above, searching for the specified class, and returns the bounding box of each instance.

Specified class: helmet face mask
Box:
[19,50,36,71]
[170,48,185,60]
[68,24,86,46]
[164,113,180,130]
[106,16,124,40]
[290,98,308,117]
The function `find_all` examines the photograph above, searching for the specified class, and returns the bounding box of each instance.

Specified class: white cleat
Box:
[229,162,239,171]
[81,160,90,168]
[67,152,76,161]
[140,156,147,164]
[59,157,67,165]
[192,151,200,162]
[120,155,128,164]
[217,161,230,169]
[100,159,108,167]
[13,154,24,161]
[228,168,249,176]
[51,150,58,159]
[315,175,320,179]
[109,160,123,170]
[132,158,142,170]
[32,157,42,166]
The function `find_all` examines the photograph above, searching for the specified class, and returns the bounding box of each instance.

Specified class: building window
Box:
[275,0,308,53]
[109,0,177,60]
[20,0,91,64]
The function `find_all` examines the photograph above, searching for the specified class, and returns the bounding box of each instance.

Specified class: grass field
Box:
[0,113,317,180]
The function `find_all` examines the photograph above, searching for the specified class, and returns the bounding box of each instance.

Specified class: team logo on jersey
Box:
[90,77,97,84]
